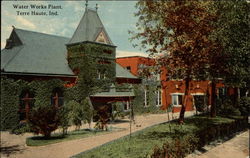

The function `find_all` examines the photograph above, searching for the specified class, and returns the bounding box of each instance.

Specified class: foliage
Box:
[67,43,116,102]
[11,122,31,135]
[67,98,94,130]
[26,79,66,137]
[29,79,65,109]
[132,84,163,115]
[74,115,247,158]
[239,97,250,116]
[216,97,241,117]
[131,0,221,122]
[67,43,116,129]
[58,105,71,135]
[193,95,207,112]
[28,106,60,138]
[151,134,198,158]
[110,102,128,121]
[212,1,250,88]
[0,77,68,137]
[81,98,94,128]
[94,104,110,131]
[151,117,247,158]
[0,77,27,130]
[67,100,84,129]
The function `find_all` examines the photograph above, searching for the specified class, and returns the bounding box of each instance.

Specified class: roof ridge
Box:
[87,8,97,12]
[15,28,70,39]
[116,55,150,59]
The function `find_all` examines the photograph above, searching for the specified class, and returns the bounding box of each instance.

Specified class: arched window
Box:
[19,90,35,121]
[51,88,64,107]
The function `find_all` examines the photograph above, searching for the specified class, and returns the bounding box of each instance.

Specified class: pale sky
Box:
[1,1,148,57]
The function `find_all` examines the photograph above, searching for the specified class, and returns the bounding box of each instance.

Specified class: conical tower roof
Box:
[68,8,113,46]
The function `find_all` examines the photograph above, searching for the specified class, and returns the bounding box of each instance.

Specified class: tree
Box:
[212,1,250,95]
[131,0,220,123]
[29,106,60,138]
[81,98,94,129]
[67,100,83,130]
[27,79,65,138]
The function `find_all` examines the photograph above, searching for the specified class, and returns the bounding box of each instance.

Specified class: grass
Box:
[73,115,235,158]
[26,127,125,146]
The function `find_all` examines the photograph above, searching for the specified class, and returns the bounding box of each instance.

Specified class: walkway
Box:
[0,111,195,158]
[187,130,249,158]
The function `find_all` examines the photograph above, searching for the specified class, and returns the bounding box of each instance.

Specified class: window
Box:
[126,66,131,71]
[156,74,160,81]
[103,49,112,54]
[51,88,64,107]
[144,86,150,107]
[218,87,227,99]
[171,93,183,107]
[97,70,107,80]
[155,89,162,106]
[96,31,108,44]
[19,90,35,121]
[193,95,206,112]
[124,101,130,111]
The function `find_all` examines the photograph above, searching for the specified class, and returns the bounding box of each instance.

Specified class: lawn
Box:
[73,115,237,158]
[26,127,125,146]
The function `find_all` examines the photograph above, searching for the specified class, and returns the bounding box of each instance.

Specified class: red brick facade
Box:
[116,56,235,113]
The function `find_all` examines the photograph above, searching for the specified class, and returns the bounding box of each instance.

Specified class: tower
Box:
[66,6,117,94]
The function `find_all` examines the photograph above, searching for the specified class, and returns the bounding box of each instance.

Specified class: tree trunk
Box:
[179,78,190,124]
[210,81,216,117]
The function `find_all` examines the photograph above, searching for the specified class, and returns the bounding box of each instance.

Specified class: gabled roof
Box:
[116,63,138,79]
[1,28,138,80]
[1,28,74,76]
[68,8,113,46]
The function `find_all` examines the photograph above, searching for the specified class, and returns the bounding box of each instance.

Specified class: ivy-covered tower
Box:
[66,7,117,96]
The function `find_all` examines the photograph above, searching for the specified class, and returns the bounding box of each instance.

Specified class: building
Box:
[1,7,140,122]
[117,56,162,109]
[117,56,236,113]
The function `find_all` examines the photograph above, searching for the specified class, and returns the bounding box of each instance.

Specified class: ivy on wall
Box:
[67,42,116,101]
[132,81,163,114]
[1,77,26,130]
[0,77,65,131]
[29,79,65,109]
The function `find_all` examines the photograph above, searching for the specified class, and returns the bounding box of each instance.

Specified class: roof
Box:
[91,84,134,97]
[116,56,151,59]
[1,28,74,76]
[116,63,138,79]
[1,28,138,80]
[68,8,113,46]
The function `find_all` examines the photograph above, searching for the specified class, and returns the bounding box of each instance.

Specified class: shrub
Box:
[151,134,199,158]
[82,98,94,129]
[94,105,110,131]
[216,97,241,116]
[28,106,60,138]
[11,122,31,135]
[67,100,84,130]
[58,105,70,135]
[239,97,250,116]
[150,117,247,158]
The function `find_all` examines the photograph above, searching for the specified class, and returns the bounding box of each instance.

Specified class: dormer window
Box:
[5,39,13,49]
[96,31,108,44]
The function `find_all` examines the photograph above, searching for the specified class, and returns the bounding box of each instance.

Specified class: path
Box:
[0,111,195,158]
[187,130,249,158]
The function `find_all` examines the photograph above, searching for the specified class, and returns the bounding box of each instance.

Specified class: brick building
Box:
[117,56,236,113]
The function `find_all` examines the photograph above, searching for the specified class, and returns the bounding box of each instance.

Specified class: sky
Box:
[1,1,148,57]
